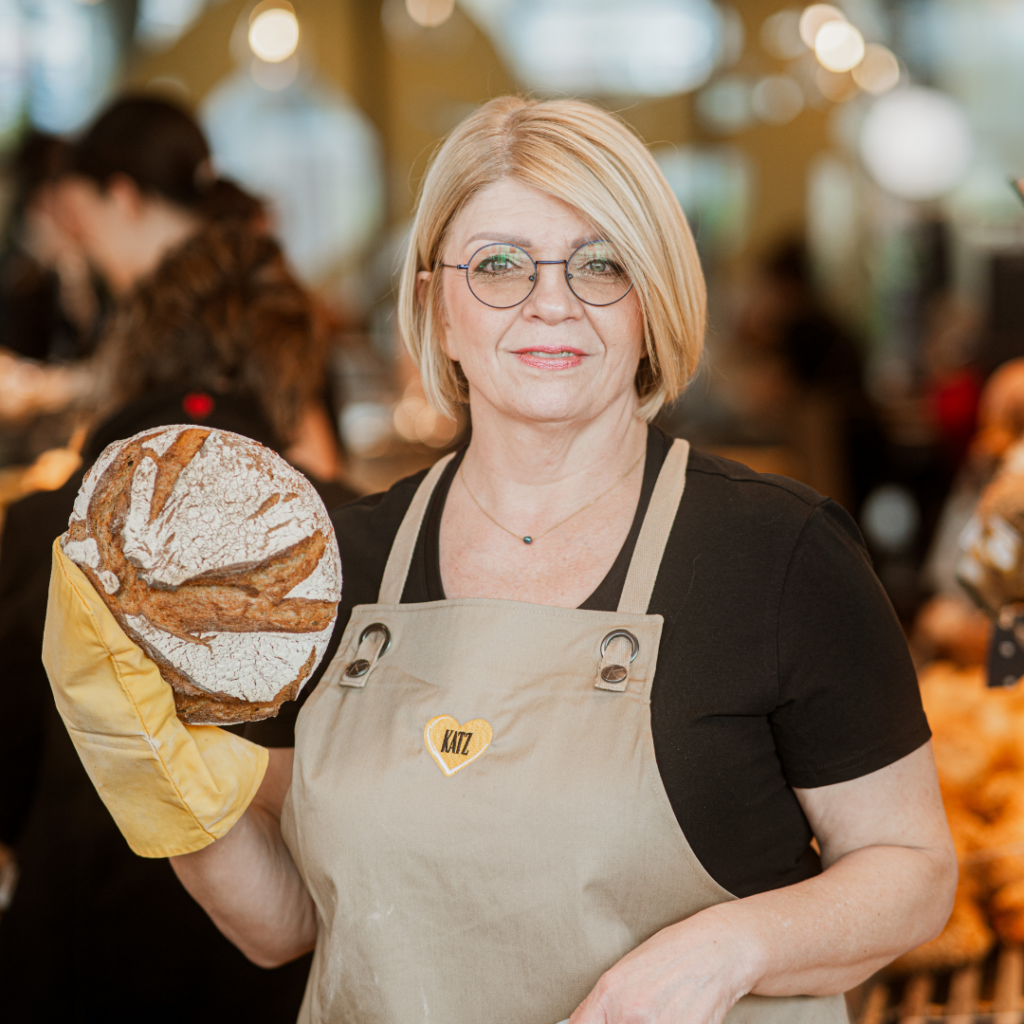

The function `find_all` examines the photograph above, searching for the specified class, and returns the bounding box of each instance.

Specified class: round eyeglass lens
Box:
[466,244,536,308]
[566,241,632,306]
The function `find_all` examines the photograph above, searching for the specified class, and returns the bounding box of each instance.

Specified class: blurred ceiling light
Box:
[135,0,206,48]
[24,0,117,132]
[815,66,858,103]
[202,73,384,282]
[0,0,26,140]
[459,0,724,97]
[859,86,974,201]
[798,4,844,48]
[813,20,865,72]
[719,4,745,67]
[760,8,804,60]
[751,74,804,124]
[248,2,299,63]
[405,0,454,27]
[852,43,900,95]
[696,75,753,134]
[251,54,298,90]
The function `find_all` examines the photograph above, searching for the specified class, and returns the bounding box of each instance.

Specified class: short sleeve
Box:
[771,499,931,789]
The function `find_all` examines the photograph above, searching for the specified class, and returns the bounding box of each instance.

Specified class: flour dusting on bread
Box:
[61,426,341,724]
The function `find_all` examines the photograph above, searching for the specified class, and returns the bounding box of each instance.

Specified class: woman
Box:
[56,95,346,485]
[0,96,358,1022]
[47,97,955,1024]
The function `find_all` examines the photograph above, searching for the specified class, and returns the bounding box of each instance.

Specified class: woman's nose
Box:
[522,261,582,321]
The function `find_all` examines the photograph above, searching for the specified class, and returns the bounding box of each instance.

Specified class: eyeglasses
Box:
[437,240,633,309]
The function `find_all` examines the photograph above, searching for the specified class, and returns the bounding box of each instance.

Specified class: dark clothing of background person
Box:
[0,387,354,1023]
[0,248,94,365]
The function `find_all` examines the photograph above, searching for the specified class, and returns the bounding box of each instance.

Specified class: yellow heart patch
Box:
[424,715,493,776]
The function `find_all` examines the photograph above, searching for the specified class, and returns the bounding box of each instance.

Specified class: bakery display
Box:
[888,660,1024,970]
[957,439,1024,618]
[60,425,341,725]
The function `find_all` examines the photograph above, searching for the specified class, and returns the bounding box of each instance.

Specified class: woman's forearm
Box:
[169,750,316,968]
[706,842,957,998]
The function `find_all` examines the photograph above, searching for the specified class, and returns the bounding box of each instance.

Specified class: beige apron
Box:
[283,440,848,1024]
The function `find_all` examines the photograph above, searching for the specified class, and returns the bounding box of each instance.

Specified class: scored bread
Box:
[60,425,341,725]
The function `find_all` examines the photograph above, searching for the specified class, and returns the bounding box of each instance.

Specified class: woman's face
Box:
[57,175,143,293]
[57,174,197,295]
[431,178,645,427]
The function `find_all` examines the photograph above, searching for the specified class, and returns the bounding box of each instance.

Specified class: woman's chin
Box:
[490,389,619,427]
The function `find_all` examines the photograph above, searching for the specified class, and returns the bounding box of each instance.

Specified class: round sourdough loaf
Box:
[60,425,341,725]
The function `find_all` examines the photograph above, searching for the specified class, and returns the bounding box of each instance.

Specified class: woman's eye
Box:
[477,256,516,274]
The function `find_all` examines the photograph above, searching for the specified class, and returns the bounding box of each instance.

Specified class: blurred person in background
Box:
[61,95,347,488]
[730,238,881,514]
[0,95,360,1022]
[0,132,101,463]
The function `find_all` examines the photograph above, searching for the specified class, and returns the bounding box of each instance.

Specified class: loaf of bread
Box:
[60,426,341,725]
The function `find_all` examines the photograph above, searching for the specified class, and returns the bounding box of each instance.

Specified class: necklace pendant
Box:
[523,536,533,545]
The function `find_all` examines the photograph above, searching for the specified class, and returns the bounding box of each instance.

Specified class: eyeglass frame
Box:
[436,239,634,309]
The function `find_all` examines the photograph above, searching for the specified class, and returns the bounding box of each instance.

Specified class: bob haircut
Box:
[398,96,706,420]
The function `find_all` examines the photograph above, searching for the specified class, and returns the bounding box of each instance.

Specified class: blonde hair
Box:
[397,96,707,421]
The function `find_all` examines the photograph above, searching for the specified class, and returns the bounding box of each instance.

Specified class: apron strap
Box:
[376,437,689,611]
[616,438,690,615]
[378,452,458,605]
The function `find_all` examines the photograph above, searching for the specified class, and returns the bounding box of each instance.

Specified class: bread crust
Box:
[62,426,340,724]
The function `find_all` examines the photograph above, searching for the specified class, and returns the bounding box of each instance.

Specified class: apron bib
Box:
[283,440,848,1024]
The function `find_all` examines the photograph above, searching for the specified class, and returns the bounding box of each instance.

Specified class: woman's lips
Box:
[511,347,585,370]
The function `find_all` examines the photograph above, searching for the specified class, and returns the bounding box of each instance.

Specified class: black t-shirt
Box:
[247,426,931,898]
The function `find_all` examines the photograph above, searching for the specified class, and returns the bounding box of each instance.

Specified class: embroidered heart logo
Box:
[424,715,493,776]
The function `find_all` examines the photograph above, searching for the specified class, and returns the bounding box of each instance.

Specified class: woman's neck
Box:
[460,395,648,519]
[114,202,203,295]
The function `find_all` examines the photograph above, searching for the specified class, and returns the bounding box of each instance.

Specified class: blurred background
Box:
[6,1,1024,1018]
[1,0,1022,623]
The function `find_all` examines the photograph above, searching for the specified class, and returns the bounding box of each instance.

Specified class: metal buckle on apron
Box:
[595,628,639,692]
[338,622,392,688]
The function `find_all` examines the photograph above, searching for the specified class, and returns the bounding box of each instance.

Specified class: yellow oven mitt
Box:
[41,540,268,858]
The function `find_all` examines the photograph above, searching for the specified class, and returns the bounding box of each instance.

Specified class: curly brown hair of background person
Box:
[91,217,326,447]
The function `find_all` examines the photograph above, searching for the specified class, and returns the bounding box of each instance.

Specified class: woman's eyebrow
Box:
[464,232,533,248]
[463,233,598,250]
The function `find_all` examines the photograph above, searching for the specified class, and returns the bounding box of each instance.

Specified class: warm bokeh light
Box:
[405,0,455,28]
[248,4,299,64]
[815,66,859,103]
[751,75,804,125]
[852,43,901,95]
[798,4,844,48]
[814,20,865,73]
[859,86,974,201]
[760,8,804,61]
[394,394,458,447]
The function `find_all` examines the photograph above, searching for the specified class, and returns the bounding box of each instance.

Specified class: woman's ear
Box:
[419,270,456,358]
[415,270,432,309]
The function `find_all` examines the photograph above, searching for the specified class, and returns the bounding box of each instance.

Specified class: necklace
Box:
[458,450,644,545]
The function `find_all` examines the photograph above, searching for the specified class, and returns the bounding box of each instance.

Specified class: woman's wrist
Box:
[694,900,772,998]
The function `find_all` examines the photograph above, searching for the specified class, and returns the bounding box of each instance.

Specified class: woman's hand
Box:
[571,742,957,1023]
[569,909,762,1024]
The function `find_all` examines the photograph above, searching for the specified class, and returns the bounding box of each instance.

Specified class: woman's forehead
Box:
[450,178,598,250]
